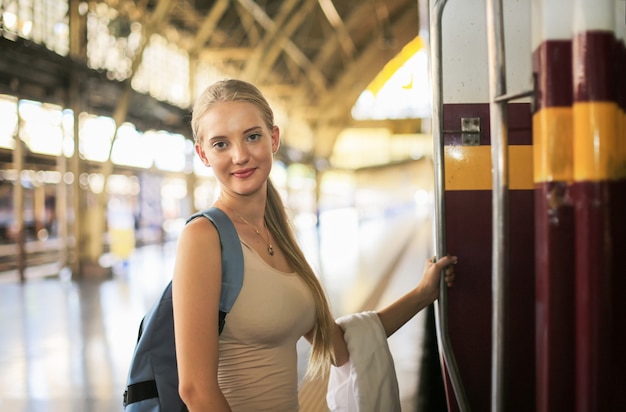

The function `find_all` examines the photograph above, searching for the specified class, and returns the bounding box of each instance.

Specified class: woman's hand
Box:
[376,254,458,337]
[420,255,458,304]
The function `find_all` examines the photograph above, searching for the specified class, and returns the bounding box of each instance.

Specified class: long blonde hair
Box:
[191,79,335,379]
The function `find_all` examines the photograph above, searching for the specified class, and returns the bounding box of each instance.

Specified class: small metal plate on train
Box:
[461,117,480,146]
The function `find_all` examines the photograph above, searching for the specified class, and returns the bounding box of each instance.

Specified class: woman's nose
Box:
[232,144,250,164]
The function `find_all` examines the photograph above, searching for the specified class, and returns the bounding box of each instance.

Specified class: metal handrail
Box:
[429,1,471,411]
[485,0,510,411]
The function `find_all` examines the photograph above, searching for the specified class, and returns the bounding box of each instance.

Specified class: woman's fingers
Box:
[430,255,458,269]
[429,255,457,287]
[444,267,455,287]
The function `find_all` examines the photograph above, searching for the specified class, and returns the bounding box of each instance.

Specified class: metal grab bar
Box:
[485,1,510,411]
[429,1,471,411]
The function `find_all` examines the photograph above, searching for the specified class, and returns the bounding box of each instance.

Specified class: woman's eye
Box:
[213,141,227,149]
[247,133,261,142]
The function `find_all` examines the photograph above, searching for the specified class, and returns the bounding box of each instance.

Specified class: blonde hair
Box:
[192,79,335,379]
[191,79,274,145]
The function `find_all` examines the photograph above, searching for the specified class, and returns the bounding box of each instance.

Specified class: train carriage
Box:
[431,1,625,411]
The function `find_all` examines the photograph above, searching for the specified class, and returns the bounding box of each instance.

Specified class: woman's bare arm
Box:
[306,256,456,368]
[376,255,457,337]
[172,218,232,411]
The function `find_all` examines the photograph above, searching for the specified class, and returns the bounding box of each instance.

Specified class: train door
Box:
[430,1,535,411]
[430,0,626,411]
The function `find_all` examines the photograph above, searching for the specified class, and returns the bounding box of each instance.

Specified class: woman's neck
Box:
[214,197,266,227]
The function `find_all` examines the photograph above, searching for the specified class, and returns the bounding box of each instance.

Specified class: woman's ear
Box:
[195,143,211,167]
[271,125,280,154]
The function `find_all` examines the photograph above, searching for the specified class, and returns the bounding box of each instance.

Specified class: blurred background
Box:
[0,1,444,411]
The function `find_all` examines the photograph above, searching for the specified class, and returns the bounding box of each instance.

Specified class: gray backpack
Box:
[122,207,243,411]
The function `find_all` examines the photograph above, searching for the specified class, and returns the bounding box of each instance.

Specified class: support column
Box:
[68,0,87,278]
[531,1,575,410]
[57,126,69,274]
[610,2,626,408]
[33,182,45,236]
[12,99,25,282]
[572,1,618,410]
[185,164,196,217]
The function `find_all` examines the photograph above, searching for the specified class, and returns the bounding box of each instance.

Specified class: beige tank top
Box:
[218,240,316,411]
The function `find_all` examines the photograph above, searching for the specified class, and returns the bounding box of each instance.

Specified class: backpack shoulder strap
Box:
[186,207,244,330]
[122,208,243,408]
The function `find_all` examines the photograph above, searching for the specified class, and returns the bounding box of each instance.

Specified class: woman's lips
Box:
[232,168,255,179]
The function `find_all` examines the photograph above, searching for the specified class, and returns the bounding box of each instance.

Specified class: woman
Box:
[172,79,456,411]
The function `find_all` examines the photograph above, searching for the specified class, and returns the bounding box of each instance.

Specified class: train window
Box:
[1,0,69,56]
[0,95,17,149]
[18,100,64,156]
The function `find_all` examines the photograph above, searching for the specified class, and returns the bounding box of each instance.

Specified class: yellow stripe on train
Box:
[573,102,621,181]
[621,107,626,179]
[444,145,533,191]
[533,107,573,183]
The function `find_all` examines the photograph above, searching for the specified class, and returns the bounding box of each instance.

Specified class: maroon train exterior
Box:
[437,1,625,411]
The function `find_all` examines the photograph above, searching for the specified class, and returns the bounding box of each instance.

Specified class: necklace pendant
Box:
[231,210,274,256]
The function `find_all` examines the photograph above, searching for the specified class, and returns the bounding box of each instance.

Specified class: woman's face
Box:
[194,101,279,196]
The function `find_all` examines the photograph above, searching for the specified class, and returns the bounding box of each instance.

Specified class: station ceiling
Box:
[0,0,423,168]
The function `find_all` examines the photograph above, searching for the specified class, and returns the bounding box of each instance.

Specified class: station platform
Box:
[0,206,444,411]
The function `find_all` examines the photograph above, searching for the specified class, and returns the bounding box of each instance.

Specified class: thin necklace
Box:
[233,212,275,256]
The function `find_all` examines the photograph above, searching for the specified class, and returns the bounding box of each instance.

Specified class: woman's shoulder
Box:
[183,213,220,234]
[174,215,223,286]
[177,215,222,254]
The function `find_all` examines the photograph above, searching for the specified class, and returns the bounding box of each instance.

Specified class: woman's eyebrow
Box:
[207,126,263,142]
[243,126,263,134]
[207,134,227,142]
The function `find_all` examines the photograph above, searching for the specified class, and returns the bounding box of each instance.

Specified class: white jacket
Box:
[326,311,401,412]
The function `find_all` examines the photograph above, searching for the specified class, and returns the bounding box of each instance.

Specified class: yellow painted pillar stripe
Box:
[573,102,620,181]
[619,108,626,179]
[533,108,574,183]
[445,145,533,191]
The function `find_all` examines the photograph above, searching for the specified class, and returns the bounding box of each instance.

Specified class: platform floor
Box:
[0,206,440,412]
